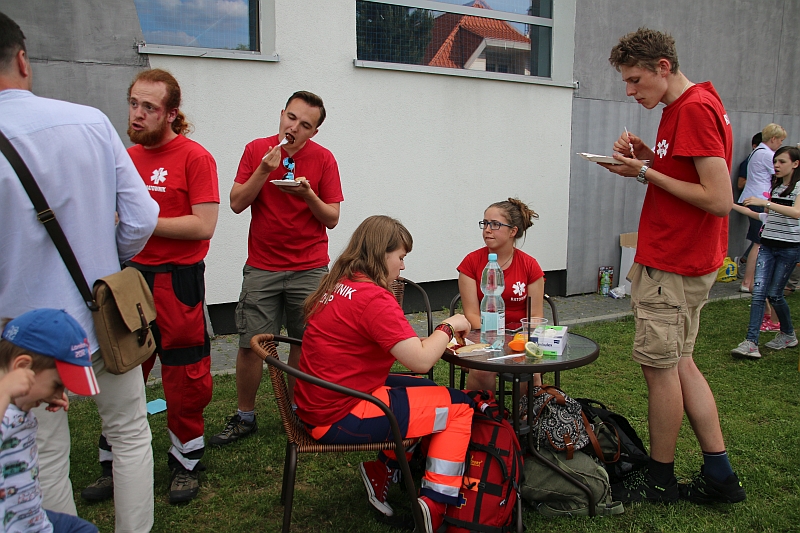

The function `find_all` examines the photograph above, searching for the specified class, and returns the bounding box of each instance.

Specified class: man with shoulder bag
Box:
[81,69,219,505]
[0,12,159,532]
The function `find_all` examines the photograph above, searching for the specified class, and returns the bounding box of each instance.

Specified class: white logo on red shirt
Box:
[333,283,357,300]
[656,140,669,158]
[723,114,730,125]
[512,281,526,297]
[151,168,167,185]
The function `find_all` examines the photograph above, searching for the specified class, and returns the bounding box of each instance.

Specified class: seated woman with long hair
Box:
[457,198,544,390]
[294,215,474,533]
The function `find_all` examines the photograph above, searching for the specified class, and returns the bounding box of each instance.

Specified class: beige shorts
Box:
[235,265,328,348]
[628,262,716,368]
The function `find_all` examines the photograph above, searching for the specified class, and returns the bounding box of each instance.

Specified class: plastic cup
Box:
[520,317,548,339]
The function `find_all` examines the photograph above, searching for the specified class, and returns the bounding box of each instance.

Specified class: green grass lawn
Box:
[70,296,800,532]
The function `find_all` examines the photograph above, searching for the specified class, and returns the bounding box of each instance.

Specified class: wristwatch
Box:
[636,165,649,184]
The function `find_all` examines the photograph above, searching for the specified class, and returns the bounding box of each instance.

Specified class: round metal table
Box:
[442,330,601,515]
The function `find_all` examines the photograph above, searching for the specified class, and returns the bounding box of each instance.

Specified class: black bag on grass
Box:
[575,398,649,483]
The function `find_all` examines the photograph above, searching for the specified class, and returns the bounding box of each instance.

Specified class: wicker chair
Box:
[390,277,435,380]
[447,293,560,388]
[250,333,423,532]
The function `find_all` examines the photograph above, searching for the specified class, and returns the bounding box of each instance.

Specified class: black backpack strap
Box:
[442,516,507,533]
[0,129,97,310]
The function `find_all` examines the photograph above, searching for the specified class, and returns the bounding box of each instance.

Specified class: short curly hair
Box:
[609,28,679,74]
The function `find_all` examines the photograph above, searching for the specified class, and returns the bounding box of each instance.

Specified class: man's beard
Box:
[128,116,171,147]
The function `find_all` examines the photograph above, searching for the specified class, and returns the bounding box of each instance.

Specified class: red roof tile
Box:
[424,1,530,68]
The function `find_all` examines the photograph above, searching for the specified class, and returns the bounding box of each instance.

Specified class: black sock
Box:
[648,457,675,484]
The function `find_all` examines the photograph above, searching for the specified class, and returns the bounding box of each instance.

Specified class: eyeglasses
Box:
[479,220,514,230]
[283,157,295,180]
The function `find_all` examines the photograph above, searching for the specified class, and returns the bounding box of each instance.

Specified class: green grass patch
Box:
[71,296,800,532]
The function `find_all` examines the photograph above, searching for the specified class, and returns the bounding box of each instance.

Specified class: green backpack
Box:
[520,448,624,517]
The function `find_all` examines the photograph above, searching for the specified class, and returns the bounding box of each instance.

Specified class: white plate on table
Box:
[578,153,623,165]
[271,180,301,187]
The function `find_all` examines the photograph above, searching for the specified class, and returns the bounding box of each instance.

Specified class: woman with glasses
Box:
[294,215,475,532]
[457,198,544,391]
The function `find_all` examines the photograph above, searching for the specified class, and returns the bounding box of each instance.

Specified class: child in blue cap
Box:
[0,308,100,533]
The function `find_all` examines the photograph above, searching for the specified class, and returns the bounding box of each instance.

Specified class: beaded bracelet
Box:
[435,322,455,341]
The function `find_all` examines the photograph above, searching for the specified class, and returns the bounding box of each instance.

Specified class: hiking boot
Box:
[359,460,397,516]
[679,467,746,504]
[209,414,257,446]
[765,332,798,350]
[731,340,761,360]
[611,468,678,504]
[418,496,446,533]
[80,473,113,502]
[169,466,201,504]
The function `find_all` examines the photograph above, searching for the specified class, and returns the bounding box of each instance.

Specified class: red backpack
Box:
[444,396,524,533]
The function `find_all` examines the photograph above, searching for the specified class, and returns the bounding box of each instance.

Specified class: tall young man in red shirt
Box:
[602,28,746,505]
[81,69,219,504]
[211,91,343,446]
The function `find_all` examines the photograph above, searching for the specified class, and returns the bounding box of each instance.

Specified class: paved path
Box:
[145,280,750,384]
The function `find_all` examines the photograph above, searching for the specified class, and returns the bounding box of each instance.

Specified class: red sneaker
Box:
[760,317,781,332]
[359,461,396,516]
[418,496,446,533]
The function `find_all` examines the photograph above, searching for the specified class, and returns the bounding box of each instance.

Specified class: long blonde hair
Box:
[305,215,413,318]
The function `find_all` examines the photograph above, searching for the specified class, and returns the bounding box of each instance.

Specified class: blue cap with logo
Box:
[1,309,100,396]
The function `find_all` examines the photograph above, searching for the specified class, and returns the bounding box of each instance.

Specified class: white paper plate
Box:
[577,153,623,165]
[271,180,301,187]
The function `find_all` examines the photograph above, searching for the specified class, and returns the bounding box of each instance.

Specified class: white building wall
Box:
[149,0,575,305]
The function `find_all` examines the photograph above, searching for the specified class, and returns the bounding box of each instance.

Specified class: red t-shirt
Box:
[294,278,417,427]
[234,136,344,271]
[129,135,219,265]
[457,247,545,323]
[636,82,732,276]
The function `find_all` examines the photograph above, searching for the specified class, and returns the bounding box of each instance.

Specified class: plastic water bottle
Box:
[600,271,610,296]
[480,253,505,349]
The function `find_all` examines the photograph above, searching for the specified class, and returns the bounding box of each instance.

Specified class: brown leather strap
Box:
[532,394,556,425]
[563,434,574,460]
[582,411,621,463]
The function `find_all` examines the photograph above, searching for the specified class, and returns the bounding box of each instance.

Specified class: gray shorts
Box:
[235,265,328,348]
[629,262,716,369]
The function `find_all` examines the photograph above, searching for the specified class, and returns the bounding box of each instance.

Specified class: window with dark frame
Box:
[356,0,553,78]
[134,0,260,51]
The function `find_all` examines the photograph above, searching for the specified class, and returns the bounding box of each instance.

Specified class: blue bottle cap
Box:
[488,253,498,261]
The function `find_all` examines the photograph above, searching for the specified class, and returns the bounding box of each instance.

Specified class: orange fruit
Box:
[507,338,526,352]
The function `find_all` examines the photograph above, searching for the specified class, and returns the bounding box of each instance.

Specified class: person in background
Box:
[81,68,219,505]
[735,132,761,198]
[294,215,474,533]
[0,12,158,531]
[457,198,544,391]
[602,27,745,505]
[212,91,343,447]
[739,124,787,293]
[731,146,800,359]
